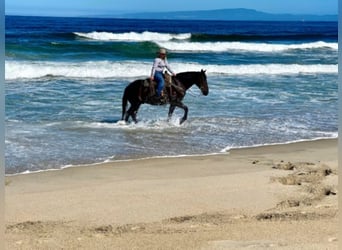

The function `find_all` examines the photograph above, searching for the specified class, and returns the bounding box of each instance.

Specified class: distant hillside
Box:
[111,8,337,21]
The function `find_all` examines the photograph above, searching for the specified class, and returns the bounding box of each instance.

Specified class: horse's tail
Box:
[121,87,128,121]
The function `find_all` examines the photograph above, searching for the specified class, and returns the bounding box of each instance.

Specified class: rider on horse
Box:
[122,70,208,124]
[150,48,176,101]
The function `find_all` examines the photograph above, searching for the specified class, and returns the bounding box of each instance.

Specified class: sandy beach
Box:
[5,139,338,249]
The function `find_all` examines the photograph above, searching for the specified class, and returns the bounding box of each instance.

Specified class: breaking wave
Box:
[6,60,337,80]
[74,31,191,42]
[157,41,337,52]
[74,31,337,53]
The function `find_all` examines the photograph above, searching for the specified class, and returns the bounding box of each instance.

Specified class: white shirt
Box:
[151,57,175,77]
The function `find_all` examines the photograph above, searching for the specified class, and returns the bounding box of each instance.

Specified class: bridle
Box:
[197,71,208,95]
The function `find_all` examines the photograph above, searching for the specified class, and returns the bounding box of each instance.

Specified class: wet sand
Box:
[5,139,338,249]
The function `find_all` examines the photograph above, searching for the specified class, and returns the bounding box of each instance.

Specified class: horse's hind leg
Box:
[124,112,130,122]
[126,103,141,123]
[124,105,134,123]
[131,110,138,123]
[124,108,130,122]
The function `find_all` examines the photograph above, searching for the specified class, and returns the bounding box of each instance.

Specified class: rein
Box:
[172,73,206,98]
[172,81,202,97]
[170,81,185,93]
[186,88,201,97]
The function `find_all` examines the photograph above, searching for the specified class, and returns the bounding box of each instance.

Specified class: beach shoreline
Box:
[5,138,338,249]
[6,137,338,176]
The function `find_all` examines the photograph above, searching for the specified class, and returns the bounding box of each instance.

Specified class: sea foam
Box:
[74,31,337,52]
[158,41,338,52]
[6,60,337,80]
[74,31,191,42]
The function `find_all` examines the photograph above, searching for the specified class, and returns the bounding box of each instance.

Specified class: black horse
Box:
[122,70,209,124]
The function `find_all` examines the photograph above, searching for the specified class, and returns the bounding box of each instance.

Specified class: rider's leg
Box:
[154,71,164,97]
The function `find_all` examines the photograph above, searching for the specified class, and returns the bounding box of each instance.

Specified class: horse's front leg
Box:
[180,103,188,124]
[167,104,176,122]
[172,102,188,125]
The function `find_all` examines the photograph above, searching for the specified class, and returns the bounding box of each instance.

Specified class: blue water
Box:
[5,16,338,174]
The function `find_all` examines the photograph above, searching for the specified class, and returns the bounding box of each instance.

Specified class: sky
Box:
[6,0,337,17]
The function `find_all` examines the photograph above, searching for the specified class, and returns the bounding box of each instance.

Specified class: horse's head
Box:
[175,70,209,96]
[197,69,209,96]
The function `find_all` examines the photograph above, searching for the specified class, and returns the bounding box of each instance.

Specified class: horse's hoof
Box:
[179,119,186,125]
[116,120,127,125]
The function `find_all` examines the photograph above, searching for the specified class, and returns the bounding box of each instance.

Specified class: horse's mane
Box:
[175,71,205,88]
[176,71,201,81]
[176,71,199,76]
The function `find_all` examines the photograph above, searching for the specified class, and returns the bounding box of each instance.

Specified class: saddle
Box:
[139,73,184,105]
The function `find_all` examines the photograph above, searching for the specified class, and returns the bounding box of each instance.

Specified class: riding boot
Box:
[150,95,161,104]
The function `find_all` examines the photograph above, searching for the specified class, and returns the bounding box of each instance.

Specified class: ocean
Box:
[5,16,338,174]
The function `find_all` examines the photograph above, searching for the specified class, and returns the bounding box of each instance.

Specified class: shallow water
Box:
[5,16,338,174]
